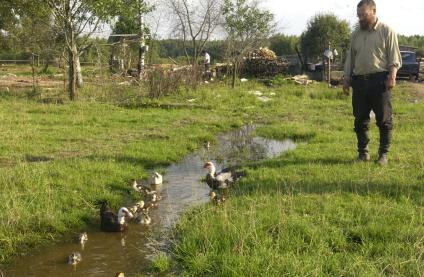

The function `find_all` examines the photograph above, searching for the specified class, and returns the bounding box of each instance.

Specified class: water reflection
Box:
[201,124,296,167]
[4,125,295,276]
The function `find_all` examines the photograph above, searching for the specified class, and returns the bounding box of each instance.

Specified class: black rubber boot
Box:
[356,130,370,161]
[377,129,392,165]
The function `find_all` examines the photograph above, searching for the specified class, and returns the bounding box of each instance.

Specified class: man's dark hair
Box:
[357,0,376,8]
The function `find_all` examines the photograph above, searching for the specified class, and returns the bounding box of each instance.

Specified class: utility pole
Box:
[138,0,146,80]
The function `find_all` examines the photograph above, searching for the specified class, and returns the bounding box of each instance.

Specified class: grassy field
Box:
[0,74,423,275]
[169,81,424,276]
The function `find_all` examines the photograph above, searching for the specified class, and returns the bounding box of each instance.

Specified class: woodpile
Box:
[248,47,277,60]
[242,47,289,77]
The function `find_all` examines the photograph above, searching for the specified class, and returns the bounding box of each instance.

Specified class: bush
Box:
[145,66,203,98]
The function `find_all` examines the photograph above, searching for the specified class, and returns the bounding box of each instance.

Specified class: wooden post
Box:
[327,42,331,86]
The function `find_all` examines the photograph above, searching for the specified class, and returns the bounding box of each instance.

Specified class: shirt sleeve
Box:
[343,40,354,81]
[386,28,402,69]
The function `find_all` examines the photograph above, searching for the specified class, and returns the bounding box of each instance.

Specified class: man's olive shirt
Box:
[344,19,402,81]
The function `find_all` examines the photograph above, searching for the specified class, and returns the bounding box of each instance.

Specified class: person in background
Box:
[343,0,401,165]
[202,50,210,72]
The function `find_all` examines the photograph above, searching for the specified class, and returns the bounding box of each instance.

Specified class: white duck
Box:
[100,203,134,232]
[149,172,163,185]
[203,161,246,190]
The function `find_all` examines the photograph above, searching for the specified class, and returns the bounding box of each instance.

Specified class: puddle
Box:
[3,125,295,276]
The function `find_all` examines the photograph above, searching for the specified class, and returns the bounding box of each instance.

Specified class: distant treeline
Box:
[1,34,423,65]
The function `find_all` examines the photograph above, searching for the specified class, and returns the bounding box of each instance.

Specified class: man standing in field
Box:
[343,0,402,165]
[203,50,211,72]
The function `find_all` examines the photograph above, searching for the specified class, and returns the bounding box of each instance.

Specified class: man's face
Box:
[357,4,376,30]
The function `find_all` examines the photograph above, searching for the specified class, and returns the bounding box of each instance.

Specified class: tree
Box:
[0,1,18,30]
[42,1,116,99]
[268,33,299,56]
[300,13,350,64]
[168,0,222,66]
[110,0,153,78]
[222,0,274,87]
[0,1,59,73]
[36,0,150,100]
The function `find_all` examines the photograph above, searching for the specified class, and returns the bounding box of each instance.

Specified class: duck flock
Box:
[67,160,245,274]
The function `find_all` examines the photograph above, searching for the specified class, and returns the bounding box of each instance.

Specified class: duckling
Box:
[150,191,161,202]
[133,180,157,195]
[209,191,225,205]
[137,210,152,225]
[149,172,163,185]
[67,252,82,265]
[77,232,88,249]
[142,201,157,211]
[132,180,147,193]
[129,200,145,214]
[115,272,125,277]
[144,191,161,208]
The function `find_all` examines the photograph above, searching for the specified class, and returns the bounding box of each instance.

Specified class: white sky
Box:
[262,0,424,36]
[95,0,424,38]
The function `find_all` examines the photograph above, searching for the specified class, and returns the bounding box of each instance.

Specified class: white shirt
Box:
[204,53,210,64]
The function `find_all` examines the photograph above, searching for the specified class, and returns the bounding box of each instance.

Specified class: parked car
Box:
[398,51,420,80]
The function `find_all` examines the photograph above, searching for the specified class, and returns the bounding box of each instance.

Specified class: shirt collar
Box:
[371,18,379,31]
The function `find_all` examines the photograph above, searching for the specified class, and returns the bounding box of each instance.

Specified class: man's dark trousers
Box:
[351,72,393,157]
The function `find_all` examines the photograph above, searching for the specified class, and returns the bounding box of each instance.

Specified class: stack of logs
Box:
[242,47,289,77]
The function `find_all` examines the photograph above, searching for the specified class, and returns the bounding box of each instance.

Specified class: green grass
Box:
[169,82,424,276]
[0,77,423,276]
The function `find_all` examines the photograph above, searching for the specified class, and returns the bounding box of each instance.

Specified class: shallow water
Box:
[3,126,296,276]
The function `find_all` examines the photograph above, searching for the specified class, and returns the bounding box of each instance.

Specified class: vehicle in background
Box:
[398,51,420,80]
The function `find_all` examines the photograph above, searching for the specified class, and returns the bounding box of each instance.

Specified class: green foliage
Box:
[268,33,299,56]
[300,13,350,62]
[151,252,172,272]
[0,0,17,30]
[223,0,274,51]
[223,0,274,86]
[398,35,424,49]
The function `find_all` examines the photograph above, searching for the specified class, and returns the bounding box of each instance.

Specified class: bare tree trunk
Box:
[76,55,83,88]
[31,53,37,93]
[231,60,237,88]
[68,46,78,100]
[42,59,49,73]
[138,0,146,80]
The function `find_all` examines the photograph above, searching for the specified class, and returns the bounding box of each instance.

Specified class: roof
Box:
[107,34,139,44]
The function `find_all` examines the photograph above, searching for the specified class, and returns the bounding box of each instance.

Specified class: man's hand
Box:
[385,74,396,91]
[343,79,350,95]
[386,66,398,91]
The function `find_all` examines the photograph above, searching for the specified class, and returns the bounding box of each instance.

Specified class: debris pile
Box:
[288,75,314,85]
[248,47,277,60]
[243,47,289,77]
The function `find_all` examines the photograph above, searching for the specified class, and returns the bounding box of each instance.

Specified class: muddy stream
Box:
[3,125,296,276]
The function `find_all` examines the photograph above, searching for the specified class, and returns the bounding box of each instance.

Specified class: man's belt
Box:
[352,71,388,81]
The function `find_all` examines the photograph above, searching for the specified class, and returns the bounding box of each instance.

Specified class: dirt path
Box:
[0,75,63,89]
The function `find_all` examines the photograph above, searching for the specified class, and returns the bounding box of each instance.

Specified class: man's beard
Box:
[359,19,372,30]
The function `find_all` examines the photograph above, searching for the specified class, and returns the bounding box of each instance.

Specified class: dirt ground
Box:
[0,65,63,89]
[0,75,63,89]
[406,81,424,99]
